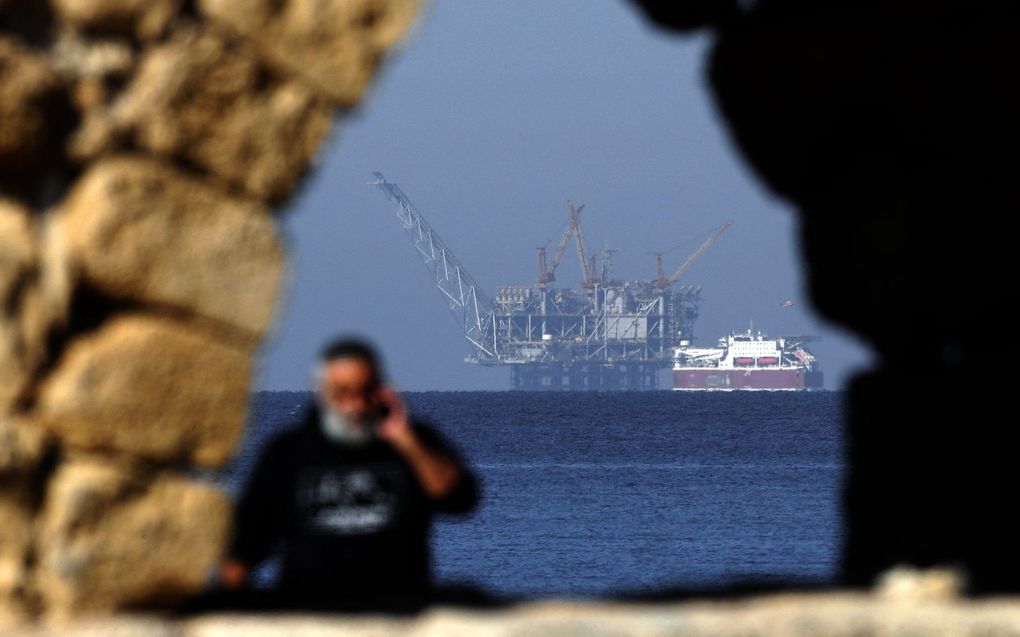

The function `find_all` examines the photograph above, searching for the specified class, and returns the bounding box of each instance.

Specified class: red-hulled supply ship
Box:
[673,330,823,391]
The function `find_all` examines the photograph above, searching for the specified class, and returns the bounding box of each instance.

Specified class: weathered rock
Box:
[0,203,72,419]
[0,617,180,637]
[188,615,414,636]
[104,24,334,202]
[0,37,64,187]
[35,455,230,615]
[48,30,136,161]
[0,0,427,620]
[49,29,135,82]
[0,200,34,288]
[13,595,1020,636]
[49,0,182,41]
[58,157,284,336]
[198,0,420,106]
[0,477,34,619]
[34,209,74,344]
[0,38,53,155]
[36,314,253,466]
[0,200,39,412]
[877,565,967,603]
[0,416,46,475]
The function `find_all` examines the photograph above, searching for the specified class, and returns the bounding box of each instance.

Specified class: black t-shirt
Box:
[230,407,477,609]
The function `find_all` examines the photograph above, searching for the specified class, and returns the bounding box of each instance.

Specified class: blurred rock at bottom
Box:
[8,593,1020,636]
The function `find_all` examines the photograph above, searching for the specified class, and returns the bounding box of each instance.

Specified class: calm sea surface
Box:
[226,391,844,599]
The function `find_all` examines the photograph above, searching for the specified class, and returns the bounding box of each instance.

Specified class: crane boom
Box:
[372,173,496,359]
[552,203,581,278]
[568,201,597,286]
[536,247,550,284]
[663,222,732,287]
[538,203,583,285]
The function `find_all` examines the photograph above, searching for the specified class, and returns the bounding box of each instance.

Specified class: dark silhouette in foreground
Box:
[215,339,478,612]
[631,1,1020,591]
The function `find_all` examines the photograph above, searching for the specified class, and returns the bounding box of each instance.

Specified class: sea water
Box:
[226,391,843,599]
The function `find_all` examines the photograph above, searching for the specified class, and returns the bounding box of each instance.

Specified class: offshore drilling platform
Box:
[373,173,730,390]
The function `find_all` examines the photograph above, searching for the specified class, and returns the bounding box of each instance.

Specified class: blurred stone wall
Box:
[4,586,1020,637]
[0,0,419,618]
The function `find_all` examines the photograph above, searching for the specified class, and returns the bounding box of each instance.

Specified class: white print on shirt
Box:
[296,466,402,536]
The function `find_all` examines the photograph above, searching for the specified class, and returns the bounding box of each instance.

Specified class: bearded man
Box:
[220,339,477,611]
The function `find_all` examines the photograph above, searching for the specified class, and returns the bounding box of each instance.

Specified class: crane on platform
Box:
[569,200,599,288]
[536,202,584,286]
[371,172,496,360]
[655,222,732,289]
[536,200,601,287]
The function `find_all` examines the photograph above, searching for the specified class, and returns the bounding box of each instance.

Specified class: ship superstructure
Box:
[673,329,823,390]
[372,173,729,390]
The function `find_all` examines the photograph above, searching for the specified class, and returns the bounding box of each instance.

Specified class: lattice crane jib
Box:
[538,202,584,286]
[371,173,497,361]
[661,222,733,288]
[567,200,597,286]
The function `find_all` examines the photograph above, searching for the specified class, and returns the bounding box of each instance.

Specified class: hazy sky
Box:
[257,0,873,391]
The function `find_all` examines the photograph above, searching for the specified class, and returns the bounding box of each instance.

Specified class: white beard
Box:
[318,403,373,445]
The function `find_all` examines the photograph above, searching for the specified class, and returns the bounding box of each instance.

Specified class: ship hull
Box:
[672,368,823,391]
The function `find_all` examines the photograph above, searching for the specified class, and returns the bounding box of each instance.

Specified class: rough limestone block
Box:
[198,0,420,106]
[46,29,136,162]
[0,618,180,637]
[58,157,284,336]
[0,37,61,174]
[0,200,34,291]
[49,0,182,41]
[0,416,45,475]
[36,314,252,466]
[0,202,72,417]
[49,30,135,84]
[63,65,139,162]
[0,478,34,618]
[106,25,334,202]
[35,455,230,615]
[186,615,414,636]
[0,200,39,412]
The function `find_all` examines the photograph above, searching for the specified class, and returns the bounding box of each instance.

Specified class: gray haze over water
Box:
[258,0,873,391]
